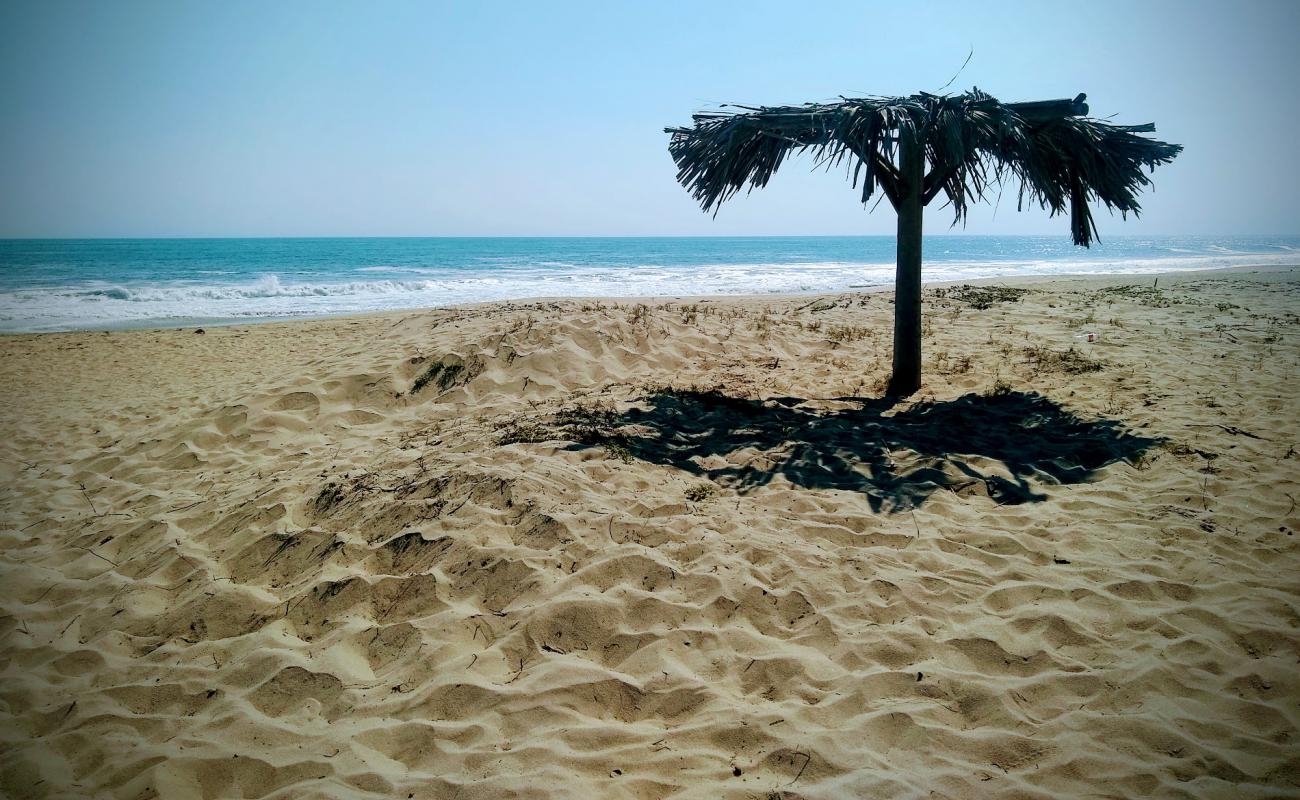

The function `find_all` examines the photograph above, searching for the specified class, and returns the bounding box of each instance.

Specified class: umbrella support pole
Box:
[887,130,925,397]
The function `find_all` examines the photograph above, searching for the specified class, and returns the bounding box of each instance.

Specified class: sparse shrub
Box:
[603,442,636,463]
[1022,345,1104,375]
[412,362,462,393]
[1104,383,1130,415]
[411,356,482,394]
[543,400,638,462]
[685,484,716,502]
[826,324,871,343]
[1067,305,1098,328]
[933,351,972,375]
[1097,284,1183,308]
[933,284,1028,310]
[553,400,622,442]
[496,420,553,445]
[493,396,638,463]
[986,379,1014,396]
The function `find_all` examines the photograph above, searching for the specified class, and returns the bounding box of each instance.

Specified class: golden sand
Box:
[1,267,1297,798]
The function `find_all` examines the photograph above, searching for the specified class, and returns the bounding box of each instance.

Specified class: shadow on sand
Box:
[566,389,1162,513]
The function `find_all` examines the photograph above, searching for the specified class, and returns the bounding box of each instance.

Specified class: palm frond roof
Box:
[665,88,1181,246]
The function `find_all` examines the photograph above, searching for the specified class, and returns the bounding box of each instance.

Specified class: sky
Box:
[1,0,1298,238]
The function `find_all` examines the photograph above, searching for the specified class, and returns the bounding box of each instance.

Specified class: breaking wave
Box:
[1,247,1296,333]
[74,275,446,302]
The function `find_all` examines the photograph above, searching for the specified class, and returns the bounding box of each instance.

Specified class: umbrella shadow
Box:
[568,389,1162,513]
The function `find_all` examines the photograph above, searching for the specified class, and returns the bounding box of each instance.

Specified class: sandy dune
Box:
[1,267,1298,799]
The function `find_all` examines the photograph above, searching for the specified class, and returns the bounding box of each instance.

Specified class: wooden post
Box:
[887,126,925,397]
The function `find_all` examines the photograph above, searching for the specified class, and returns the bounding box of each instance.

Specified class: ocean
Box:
[0,235,1295,333]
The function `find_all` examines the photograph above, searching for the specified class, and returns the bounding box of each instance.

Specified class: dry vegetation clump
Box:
[931,350,974,375]
[497,400,635,461]
[985,378,1015,396]
[410,355,484,394]
[412,361,465,393]
[1096,284,1187,308]
[826,324,872,343]
[1023,345,1104,375]
[496,420,553,446]
[933,284,1029,310]
[684,483,716,502]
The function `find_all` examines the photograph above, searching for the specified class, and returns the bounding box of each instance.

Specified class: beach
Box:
[1,265,1297,798]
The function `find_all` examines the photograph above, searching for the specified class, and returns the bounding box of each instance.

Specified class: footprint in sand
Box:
[270,391,321,415]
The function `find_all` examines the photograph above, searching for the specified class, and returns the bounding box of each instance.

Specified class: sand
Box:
[1,266,1297,799]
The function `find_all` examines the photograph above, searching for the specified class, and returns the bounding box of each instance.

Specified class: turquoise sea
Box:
[0,235,1296,332]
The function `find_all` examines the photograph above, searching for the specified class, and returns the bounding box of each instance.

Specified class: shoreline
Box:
[3,261,1296,337]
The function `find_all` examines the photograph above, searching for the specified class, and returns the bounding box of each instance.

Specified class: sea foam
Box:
[1,237,1296,332]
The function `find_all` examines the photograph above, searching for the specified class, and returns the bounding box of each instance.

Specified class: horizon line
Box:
[3,232,1298,242]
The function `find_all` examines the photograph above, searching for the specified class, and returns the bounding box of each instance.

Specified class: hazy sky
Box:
[2,0,1297,238]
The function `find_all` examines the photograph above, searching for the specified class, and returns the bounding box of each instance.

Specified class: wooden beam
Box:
[843,140,901,209]
[872,153,902,209]
[922,164,961,205]
[1007,94,1088,120]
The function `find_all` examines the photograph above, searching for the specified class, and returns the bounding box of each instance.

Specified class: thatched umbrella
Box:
[665,89,1181,396]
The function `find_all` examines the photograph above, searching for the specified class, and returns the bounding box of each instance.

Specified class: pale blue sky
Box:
[1,0,1297,237]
